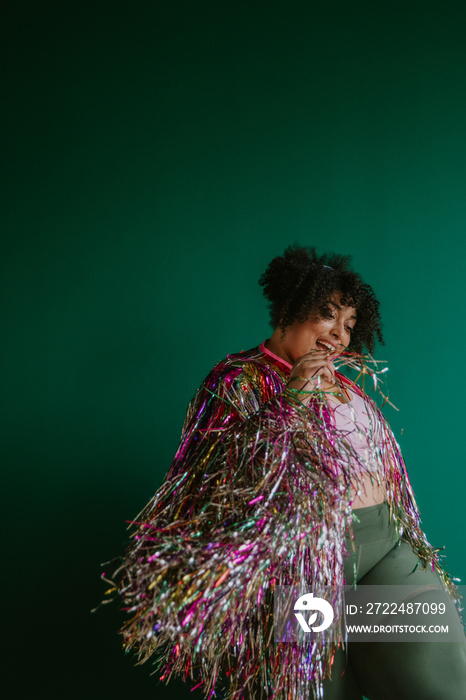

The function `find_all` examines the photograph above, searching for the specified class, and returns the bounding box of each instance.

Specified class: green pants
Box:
[323,501,466,700]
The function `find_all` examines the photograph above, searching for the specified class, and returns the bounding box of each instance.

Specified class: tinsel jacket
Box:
[104,344,462,700]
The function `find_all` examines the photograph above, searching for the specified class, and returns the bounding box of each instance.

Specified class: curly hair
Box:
[258,244,383,354]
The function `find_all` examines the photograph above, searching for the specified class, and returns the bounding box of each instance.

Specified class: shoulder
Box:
[179,346,285,433]
[203,346,288,397]
[180,346,290,428]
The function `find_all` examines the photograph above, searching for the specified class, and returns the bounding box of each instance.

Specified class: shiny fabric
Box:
[105,346,463,700]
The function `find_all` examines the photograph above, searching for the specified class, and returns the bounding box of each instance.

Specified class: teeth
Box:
[318,341,334,352]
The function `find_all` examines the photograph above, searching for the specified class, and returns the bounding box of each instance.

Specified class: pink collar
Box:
[260,341,293,369]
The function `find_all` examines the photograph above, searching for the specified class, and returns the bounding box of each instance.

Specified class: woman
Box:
[104,245,465,699]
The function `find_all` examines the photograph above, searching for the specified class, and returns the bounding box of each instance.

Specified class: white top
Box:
[328,389,383,473]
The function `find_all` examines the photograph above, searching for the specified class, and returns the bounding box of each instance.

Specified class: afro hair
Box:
[258,244,383,354]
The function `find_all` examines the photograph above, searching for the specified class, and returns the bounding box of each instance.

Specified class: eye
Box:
[345,326,354,334]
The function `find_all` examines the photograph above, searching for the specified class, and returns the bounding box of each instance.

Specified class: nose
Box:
[330,322,341,339]
[330,319,346,346]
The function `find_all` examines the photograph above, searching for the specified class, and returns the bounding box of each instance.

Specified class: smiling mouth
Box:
[316,340,337,353]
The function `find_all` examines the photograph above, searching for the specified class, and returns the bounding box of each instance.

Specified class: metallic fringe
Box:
[100,347,463,699]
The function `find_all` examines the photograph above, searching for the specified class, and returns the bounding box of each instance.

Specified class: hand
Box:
[286,350,336,405]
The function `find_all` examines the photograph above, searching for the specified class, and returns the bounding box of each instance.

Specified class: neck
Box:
[260,340,293,369]
[264,331,293,365]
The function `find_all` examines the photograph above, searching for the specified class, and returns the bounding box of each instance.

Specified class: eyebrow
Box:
[329,300,357,320]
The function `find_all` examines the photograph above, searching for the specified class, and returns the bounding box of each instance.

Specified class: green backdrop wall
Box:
[3,1,466,698]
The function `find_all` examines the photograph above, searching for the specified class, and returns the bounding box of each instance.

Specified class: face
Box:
[280,291,357,363]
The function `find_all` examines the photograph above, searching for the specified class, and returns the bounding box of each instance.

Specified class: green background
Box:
[3,1,466,698]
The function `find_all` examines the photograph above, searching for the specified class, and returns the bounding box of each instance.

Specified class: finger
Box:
[311,365,328,379]
[295,351,329,363]
[322,366,335,383]
[294,355,331,371]
[296,358,336,375]
[311,365,335,383]
[306,346,338,357]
